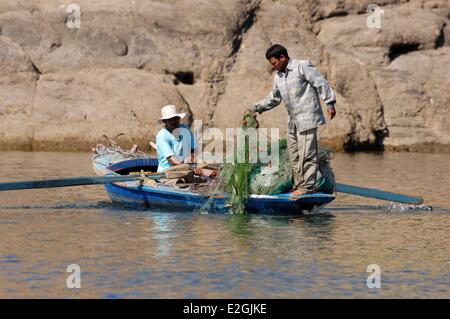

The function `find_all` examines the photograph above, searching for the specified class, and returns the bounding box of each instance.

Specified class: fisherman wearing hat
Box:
[156,104,202,176]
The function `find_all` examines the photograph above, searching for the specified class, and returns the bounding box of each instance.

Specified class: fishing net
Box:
[206,111,336,214]
[93,133,147,160]
[248,138,293,195]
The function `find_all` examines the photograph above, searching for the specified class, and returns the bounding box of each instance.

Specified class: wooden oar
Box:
[336,183,424,205]
[0,172,167,192]
[0,168,423,205]
[0,162,220,192]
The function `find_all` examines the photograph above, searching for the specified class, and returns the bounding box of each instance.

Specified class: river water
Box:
[0,151,448,298]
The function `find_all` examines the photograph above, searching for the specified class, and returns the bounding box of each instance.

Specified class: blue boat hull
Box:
[93,156,336,215]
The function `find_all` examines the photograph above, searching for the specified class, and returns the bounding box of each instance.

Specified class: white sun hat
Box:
[157,104,186,123]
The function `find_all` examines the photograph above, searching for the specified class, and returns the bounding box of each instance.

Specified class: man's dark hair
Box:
[265,44,289,60]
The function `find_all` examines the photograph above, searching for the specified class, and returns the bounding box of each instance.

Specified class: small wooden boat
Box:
[92,151,336,214]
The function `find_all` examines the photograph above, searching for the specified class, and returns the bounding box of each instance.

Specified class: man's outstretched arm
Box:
[250,80,282,114]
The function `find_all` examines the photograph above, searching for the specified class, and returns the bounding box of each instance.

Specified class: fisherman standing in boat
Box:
[248,44,337,196]
[155,104,203,184]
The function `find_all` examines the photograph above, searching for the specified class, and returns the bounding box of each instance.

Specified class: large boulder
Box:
[0,35,34,73]
[0,73,37,150]
[372,47,450,152]
[0,0,260,79]
[0,0,260,150]
[0,0,448,153]
[319,48,388,150]
[298,0,409,25]
[32,69,191,151]
[317,3,446,66]
[0,36,37,150]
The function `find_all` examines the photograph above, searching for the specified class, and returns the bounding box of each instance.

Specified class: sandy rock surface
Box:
[0,0,448,152]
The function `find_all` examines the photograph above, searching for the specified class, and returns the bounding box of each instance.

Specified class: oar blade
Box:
[336,183,424,205]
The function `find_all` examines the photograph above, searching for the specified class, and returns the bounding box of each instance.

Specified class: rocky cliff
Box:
[0,0,449,152]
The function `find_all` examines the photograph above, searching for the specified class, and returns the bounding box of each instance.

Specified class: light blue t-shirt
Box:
[156,124,198,172]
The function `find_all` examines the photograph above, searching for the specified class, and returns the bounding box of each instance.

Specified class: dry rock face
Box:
[32,69,191,151]
[0,0,449,152]
[372,47,450,151]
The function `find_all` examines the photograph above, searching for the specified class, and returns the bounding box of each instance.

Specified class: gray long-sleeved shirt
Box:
[252,59,336,132]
